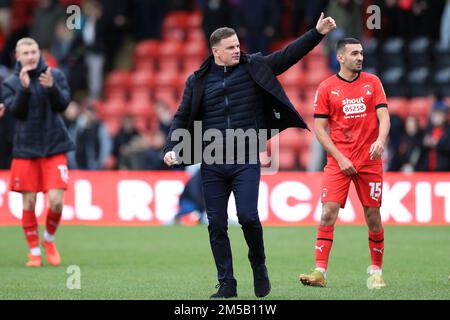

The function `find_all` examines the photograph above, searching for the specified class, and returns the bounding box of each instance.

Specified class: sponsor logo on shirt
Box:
[342,97,366,118]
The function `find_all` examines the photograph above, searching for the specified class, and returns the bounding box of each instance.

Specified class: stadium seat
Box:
[381,37,405,68]
[407,37,431,68]
[130,88,151,102]
[278,129,304,151]
[104,70,131,98]
[158,57,181,73]
[277,148,297,170]
[186,11,202,30]
[408,97,432,127]
[362,38,379,70]
[387,97,408,118]
[134,40,160,61]
[130,69,155,90]
[183,41,207,60]
[277,68,305,89]
[158,40,183,59]
[128,99,155,118]
[97,99,127,118]
[407,66,431,97]
[433,67,450,96]
[154,71,179,89]
[304,68,332,88]
[380,67,407,97]
[103,117,121,136]
[187,28,206,42]
[162,11,189,31]
[433,42,450,68]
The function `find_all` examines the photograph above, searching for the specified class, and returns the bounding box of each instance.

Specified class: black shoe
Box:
[253,265,271,297]
[210,281,237,298]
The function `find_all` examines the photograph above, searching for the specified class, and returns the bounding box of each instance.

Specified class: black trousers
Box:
[201,162,266,282]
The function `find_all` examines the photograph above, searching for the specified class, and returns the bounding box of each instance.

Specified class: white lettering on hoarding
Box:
[155,180,184,223]
[74,180,102,220]
[270,181,312,222]
[381,182,412,223]
[415,182,432,223]
[118,180,153,221]
[435,182,450,223]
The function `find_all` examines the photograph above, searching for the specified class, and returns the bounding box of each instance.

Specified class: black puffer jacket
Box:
[164,28,324,165]
[2,58,75,158]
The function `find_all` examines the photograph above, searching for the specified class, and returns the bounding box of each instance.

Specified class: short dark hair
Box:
[209,27,237,47]
[336,38,361,53]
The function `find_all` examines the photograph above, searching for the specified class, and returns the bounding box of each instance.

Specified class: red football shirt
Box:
[313,72,388,165]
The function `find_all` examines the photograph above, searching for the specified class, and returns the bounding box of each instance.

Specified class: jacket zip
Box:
[223,66,230,129]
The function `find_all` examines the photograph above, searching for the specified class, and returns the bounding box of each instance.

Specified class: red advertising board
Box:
[0,170,449,225]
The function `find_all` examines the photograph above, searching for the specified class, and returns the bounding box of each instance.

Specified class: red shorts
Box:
[9,153,69,193]
[321,162,383,208]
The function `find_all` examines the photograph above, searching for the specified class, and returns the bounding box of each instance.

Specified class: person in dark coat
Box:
[163,13,336,298]
[2,37,74,267]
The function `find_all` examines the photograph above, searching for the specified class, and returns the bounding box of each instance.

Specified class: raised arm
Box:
[262,12,336,75]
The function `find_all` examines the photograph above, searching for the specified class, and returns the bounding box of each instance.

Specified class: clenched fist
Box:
[316,12,337,35]
[164,151,179,166]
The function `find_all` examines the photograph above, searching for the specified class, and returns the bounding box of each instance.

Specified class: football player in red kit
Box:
[299,38,390,289]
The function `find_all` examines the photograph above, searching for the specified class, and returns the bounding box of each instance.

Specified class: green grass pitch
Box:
[0,225,449,300]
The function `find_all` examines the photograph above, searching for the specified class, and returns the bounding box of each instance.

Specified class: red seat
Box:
[162,11,189,31]
[130,69,155,90]
[183,41,207,60]
[277,67,305,89]
[409,97,432,117]
[103,117,121,136]
[129,99,155,118]
[105,70,131,90]
[304,68,332,87]
[97,99,127,117]
[278,148,297,170]
[130,88,151,102]
[134,40,160,60]
[158,40,183,59]
[187,28,206,42]
[154,71,178,88]
[158,57,180,73]
[278,129,304,150]
[387,97,408,118]
[186,11,202,29]
[408,97,433,127]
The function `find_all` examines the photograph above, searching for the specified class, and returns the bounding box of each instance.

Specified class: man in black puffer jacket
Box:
[2,37,74,268]
[164,13,336,298]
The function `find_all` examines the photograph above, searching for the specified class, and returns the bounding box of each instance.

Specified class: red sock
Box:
[368,228,384,269]
[46,208,62,236]
[22,209,39,249]
[315,225,334,270]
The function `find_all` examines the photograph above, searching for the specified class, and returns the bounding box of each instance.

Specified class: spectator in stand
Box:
[113,114,140,167]
[398,116,424,172]
[29,0,65,50]
[98,0,128,72]
[198,0,236,46]
[417,106,450,171]
[0,0,11,39]
[235,0,281,55]
[119,130,166,170]
[62,101,81,169]
[132,0,168,40]
[441,0,450,48]
[80,0,106,99]
[74,105,112,170]
[155,100,174,136]
[0,64,13,169]
[325,0,362,71]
